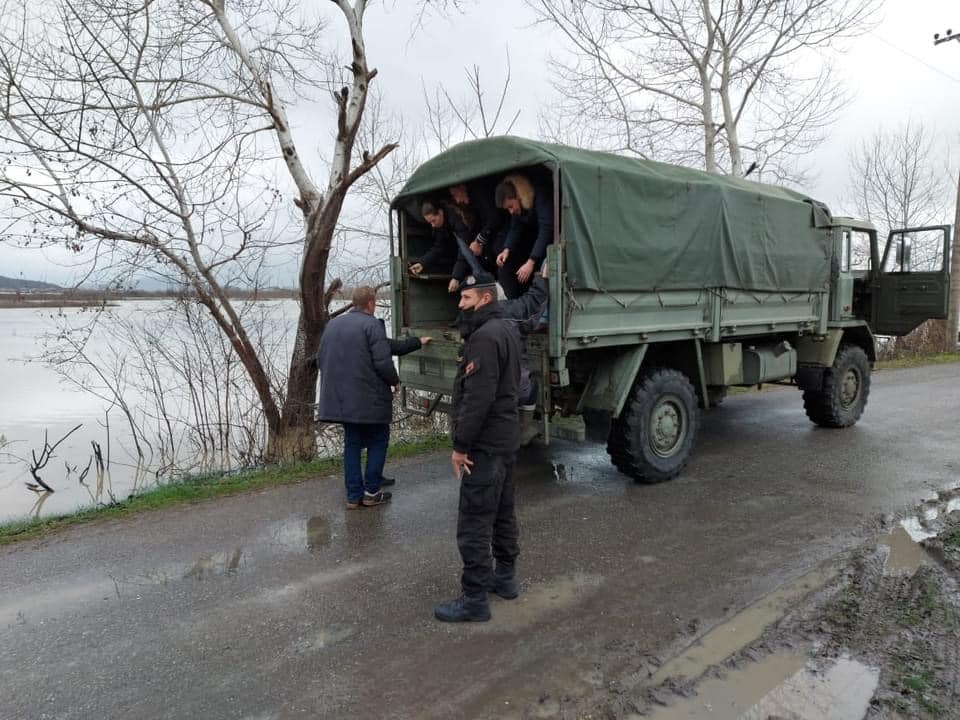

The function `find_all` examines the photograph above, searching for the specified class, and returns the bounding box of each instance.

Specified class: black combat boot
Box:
[433,592,491,622]
[490,563,519,600]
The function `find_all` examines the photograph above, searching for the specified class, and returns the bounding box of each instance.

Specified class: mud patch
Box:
[639,653,879,720]
[585,492,960,720]
[639,651,808,719]
[492,572,604,629]
[648,566,837,686]
[747,507,960,719]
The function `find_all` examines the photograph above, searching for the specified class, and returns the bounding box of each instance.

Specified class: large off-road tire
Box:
[607,368,699,483]
[802,343,871,428]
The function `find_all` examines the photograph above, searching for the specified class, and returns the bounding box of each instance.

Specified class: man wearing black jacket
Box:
[434,271,523,623]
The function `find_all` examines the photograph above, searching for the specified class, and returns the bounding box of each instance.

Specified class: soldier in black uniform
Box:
[434,271,523,623]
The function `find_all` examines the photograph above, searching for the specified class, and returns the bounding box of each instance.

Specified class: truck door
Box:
[872,225,952,336]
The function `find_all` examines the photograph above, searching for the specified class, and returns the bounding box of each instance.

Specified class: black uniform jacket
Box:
[452,304,522,455]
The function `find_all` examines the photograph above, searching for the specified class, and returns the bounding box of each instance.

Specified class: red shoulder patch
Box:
[464,360,478,376]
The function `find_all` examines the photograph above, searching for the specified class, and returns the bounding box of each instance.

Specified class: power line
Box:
[869,32,960,84]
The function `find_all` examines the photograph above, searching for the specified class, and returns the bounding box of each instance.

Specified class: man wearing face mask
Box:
[434,270,523,623]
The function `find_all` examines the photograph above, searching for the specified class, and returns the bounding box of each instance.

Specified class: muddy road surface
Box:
[1,363,959,719]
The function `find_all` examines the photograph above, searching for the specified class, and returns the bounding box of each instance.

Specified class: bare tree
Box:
[529,0,880,182]
[422,57,521,152]
[0,0,403,462]
[846,121,953,270]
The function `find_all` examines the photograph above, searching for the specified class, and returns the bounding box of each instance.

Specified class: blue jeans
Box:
[342,422,390,502]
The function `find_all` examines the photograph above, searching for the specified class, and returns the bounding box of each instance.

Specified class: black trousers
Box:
[497,256,530,300]
[456,451,519,595]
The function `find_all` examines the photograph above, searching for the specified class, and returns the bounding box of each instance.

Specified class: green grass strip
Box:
[0,434,449,546]
[876,352,960,370]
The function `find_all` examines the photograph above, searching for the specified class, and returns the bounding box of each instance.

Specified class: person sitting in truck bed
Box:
[447,182,507,275]
[408,200,471,293]
[494,174,554,299]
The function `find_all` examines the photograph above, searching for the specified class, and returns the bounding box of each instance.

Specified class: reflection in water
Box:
[184,548,244,580]
[116,549,246,588]
[307,516,331,551]
[27,490,54,517]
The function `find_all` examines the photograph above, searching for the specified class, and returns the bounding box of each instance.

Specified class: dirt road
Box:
[1,363,958,719]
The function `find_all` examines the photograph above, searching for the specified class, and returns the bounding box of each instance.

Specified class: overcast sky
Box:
[2,0,958,286]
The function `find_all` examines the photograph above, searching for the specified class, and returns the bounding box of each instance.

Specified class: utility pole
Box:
[934,28,960,351]
[948,168,960,351]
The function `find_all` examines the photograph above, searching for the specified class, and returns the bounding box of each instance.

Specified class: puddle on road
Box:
[256,515,335,554]
[639,653,878,720]
[878,525,930,575]
[183,548,245,580]
[114,548,247,588]
[742,656,879,720]
[639,651,806,720]
[649,566,837,686]
[899,484,960,542]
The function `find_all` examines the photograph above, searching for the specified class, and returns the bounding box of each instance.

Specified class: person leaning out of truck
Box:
[447,182,507,275]
[408,200,470,293]
[494,174,554,299]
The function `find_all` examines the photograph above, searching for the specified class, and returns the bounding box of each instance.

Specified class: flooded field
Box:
[0,299,303,522]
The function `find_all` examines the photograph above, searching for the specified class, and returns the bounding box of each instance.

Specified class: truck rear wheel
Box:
[802,343,870,428]
[607,368,699,483]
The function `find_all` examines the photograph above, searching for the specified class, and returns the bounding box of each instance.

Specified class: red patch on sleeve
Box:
[464,360,478,376]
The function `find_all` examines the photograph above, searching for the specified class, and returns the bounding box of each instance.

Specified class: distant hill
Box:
[0,275,63,291]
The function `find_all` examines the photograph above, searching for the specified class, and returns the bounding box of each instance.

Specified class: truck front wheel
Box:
[802,343,871,428]
[607,368,699,483]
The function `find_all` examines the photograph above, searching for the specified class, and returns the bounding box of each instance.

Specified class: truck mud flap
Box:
[578,345,647,417]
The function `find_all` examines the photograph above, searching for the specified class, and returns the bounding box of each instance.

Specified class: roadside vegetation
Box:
[876,351,960,369]
[876,320,960,369]
[0,434,448,546]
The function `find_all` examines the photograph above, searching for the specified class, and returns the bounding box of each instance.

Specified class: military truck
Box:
[389,137,952,482]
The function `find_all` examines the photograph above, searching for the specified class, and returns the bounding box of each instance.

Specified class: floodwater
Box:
[0,299,302,522]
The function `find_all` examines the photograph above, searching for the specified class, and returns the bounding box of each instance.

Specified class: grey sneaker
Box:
[361,490,392,507]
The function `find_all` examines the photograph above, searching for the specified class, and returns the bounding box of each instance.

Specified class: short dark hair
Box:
[494,181,517,208]
[351,286,376,308]
[421,200,443,219]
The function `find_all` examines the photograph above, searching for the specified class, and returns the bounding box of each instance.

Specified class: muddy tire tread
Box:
[802,343,871,428]
[607,367,699,484]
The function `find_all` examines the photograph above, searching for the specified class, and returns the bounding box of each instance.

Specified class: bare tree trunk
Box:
[269,1,397,462]
[947,167,960,351]
[699,66,717,174]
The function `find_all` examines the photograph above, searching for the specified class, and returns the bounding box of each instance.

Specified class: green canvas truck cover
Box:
[393,136,833,293]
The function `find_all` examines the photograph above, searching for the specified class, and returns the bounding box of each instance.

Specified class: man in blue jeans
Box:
[316,286,430,509]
